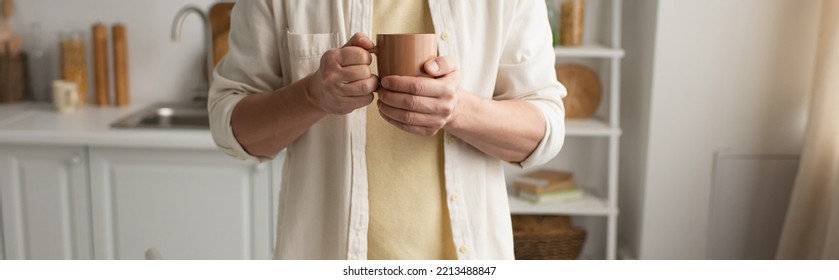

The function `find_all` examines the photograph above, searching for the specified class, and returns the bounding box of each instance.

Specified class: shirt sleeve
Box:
[208,0,284,162]
[493,0,567,169]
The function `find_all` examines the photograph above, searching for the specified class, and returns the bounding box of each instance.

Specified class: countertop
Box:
[0,102,218,149]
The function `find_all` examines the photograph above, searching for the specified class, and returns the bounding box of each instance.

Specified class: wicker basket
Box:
[0,53,27,103]
[512,215,587,260]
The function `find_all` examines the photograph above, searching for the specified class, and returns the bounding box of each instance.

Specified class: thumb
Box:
[343,32,376,50]
[423,56,457,78]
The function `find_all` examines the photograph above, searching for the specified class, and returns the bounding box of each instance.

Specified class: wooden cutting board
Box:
[209,3,235,66]
[555,64,602,119]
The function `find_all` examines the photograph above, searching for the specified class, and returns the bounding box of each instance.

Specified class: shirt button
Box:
[441,32,450,41]
[450,193,460,202]
[447,136,456,145]
[459,246,469,254]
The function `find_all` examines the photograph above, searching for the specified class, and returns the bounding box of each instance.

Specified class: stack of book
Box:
[514,169,583,204]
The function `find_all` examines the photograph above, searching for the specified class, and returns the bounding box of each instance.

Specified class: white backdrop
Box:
[620,0,820,259]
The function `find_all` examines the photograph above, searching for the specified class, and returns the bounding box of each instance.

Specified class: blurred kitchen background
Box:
[8,0,220,104]
[0,0,835,260]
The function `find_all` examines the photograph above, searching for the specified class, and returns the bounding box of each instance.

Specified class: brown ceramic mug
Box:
[373,33,438,77]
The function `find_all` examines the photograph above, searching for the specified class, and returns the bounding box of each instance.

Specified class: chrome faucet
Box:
[171,5,214,103]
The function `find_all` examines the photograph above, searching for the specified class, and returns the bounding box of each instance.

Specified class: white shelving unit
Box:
[506,0,623,260]
[555,43,625,58]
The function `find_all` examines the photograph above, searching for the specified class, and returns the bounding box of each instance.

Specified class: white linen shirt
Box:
[208,0,566,260]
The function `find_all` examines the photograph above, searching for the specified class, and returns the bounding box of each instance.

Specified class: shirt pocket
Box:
[285,31,340,82]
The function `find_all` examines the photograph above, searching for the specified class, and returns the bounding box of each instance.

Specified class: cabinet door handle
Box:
[71,155,82,165]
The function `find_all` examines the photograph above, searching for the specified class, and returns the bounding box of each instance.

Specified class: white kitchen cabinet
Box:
[0,145,93,260]
[88,147,274,260]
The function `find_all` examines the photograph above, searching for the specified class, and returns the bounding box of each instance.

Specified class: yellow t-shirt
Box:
[366,0,456,260]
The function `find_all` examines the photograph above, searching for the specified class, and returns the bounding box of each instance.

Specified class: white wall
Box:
[14,0,231,104]
[621,0,820,259]
[618,0,658,260]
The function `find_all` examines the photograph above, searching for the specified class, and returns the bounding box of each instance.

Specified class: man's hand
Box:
[305,33,379,115]
[376,56,465,136]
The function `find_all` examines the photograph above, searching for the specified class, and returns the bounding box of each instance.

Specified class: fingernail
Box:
[380,78,389,88]
[361,35,375,46]
[426,61,440,73]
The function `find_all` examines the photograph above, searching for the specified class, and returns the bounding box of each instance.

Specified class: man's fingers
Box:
[337,65,373,83]
[348,94,375,108]
[378,89,438,114]
[339,47,373,66]
[378,101,443,128]
[377,108,440,137]
[423,56,458,78]
[380,75,448,97]
[341,76,379,96]
[343,32,376,50]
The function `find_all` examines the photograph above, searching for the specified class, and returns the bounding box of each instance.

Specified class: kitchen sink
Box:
[111,102,210,129]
